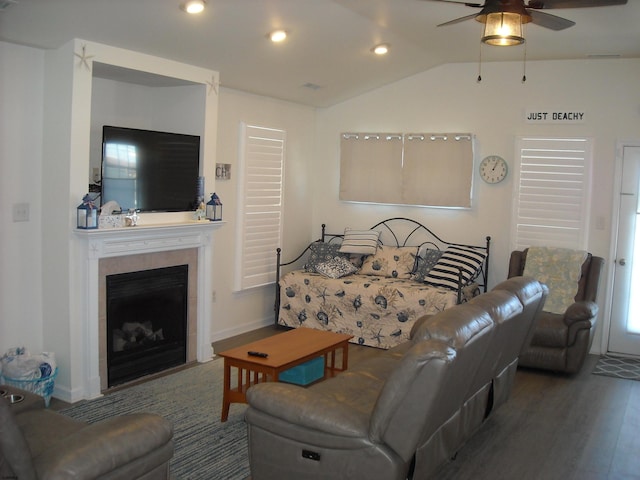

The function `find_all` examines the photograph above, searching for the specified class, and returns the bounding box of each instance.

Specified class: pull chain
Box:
[522,26,527,83]
[477,42,482,83]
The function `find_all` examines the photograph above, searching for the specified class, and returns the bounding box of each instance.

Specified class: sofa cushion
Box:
[0,397,37,480]
[423,245,487,291]
[338,228,380,255]
[411,303,493,349]
[315,256,359,279]
[360,245,418,279]
[14,409,87,460]
[528,311,570,348]
[304,242,350,273]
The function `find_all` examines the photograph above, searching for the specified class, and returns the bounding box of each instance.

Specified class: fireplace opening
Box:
[106,264,188,387]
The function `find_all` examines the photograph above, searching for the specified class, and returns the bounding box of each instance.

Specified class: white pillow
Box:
[338,228,380,255]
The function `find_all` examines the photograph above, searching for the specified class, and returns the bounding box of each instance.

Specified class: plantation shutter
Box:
[234,123,285,291]
[511,137,593,251]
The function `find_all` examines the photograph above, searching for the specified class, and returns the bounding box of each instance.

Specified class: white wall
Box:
[2,38,638,383]
[211,88,316,342]
[0,42,44,355]
[315,58,640,352]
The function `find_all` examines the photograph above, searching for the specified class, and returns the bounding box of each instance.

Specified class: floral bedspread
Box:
[277,270,458,349]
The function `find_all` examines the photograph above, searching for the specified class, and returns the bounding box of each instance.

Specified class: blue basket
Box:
[280,357,325,386]
[2,368,58,407]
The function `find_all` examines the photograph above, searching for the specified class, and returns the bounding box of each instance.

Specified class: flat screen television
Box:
[101,126,201,212]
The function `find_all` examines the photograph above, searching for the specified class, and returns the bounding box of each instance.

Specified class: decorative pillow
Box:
[304,242,349,273]
[338,229,380,255]
[360,245,418,279]
[423,245,487,291]
[0,397,38,479]
[523,246,588,315]
[315,256,359,279]
[411,248,444,282]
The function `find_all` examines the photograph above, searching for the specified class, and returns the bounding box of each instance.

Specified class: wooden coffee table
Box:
[217,327,352,421]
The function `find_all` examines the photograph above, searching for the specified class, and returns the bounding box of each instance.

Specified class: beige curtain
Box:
[340,133,473,208]
[402,135,473,208]
[339,134,403,203]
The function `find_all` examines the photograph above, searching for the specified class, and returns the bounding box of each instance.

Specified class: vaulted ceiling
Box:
[1,0,638,107]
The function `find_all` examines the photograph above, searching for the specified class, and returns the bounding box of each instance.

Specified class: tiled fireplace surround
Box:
[98,249,198,392]
[76,222,221,400]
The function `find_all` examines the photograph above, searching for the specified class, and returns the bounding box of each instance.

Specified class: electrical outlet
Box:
[12,202,30,222]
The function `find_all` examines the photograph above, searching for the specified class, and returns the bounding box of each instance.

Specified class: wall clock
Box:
[479,155,508,184]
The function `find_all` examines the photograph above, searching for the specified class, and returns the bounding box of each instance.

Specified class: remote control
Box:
[247,351,269,358]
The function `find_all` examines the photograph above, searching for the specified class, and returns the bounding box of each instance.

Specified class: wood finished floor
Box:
[215,326,640,480]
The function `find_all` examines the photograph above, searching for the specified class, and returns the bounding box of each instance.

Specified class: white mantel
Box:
[37,39,220,404]
[73,221,223,400]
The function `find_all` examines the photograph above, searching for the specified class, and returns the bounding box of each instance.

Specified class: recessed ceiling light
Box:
[181,0,205,14]
[372,44,390,55]
[269,30,288,43]
[302,82,322,90]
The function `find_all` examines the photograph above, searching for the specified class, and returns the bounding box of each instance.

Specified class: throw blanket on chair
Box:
[523,246,587,314]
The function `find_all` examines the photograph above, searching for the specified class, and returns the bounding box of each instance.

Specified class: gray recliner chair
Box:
[508,248,604,374]
[0,385,174,480]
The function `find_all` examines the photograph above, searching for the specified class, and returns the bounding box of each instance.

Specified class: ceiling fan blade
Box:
[437,13,481,26]
[528,9,576,30]
[526,0,627,8]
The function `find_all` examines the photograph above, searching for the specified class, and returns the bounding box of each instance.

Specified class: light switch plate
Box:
[12,202,30,222]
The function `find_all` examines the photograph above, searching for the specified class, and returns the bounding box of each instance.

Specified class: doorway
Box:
[609,145,640,356]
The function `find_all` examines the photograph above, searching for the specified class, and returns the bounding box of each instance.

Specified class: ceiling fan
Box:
[425,0,628,31]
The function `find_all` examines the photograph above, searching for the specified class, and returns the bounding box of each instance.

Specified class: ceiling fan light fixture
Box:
[181,0,205,14]
[481,12,526,46]
[372,43,390,55]
[269,30,288,43]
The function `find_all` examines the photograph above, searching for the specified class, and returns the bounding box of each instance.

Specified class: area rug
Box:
[60,360,250,479]
[592,354,640,381]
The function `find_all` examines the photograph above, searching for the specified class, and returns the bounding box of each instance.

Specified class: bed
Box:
[275,217,491,349]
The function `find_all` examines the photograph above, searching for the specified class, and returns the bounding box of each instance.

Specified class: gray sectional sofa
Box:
[245,276,548,480]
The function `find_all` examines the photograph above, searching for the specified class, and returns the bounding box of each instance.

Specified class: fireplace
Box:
[72,223,219,402]
[106,265,188,387]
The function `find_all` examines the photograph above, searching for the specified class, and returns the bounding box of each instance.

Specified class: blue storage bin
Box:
[280,356,325,386]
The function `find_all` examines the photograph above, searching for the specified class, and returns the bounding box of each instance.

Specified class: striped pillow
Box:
[423,245,486,291]
[338,228,380,255]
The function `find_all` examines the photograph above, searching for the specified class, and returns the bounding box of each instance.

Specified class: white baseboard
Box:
[210,317,273,350]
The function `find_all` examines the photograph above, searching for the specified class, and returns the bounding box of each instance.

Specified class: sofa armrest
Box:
[0,385,46,413]
[246,383,369,437]
[564,301,598,326]
[33,413,173,480]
